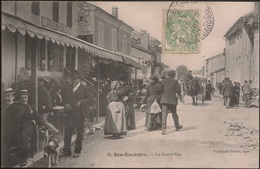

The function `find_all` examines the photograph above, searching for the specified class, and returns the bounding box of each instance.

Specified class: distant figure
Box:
[186,70,194,80]
[218,82,223,95]
[242,80,252,108]
[205,80,212,100]
[233,82,240,107]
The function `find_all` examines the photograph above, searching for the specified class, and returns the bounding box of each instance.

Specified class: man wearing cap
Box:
[62,70,92,158]
[160,70,183,135]
[11,90,41,166]
[2,88,17,167]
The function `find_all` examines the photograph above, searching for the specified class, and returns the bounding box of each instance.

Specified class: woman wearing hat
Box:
[117,74,136,130]
[140,76,163,131]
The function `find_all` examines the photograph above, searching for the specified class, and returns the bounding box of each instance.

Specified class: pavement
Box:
[14,116,106,168]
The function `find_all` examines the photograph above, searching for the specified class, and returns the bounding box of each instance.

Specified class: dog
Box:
[43,134,60,167]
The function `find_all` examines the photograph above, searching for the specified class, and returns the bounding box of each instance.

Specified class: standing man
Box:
[61,70,91,157]
[13,90,40,166]
[2,88,17,167]
[160,70,183,135]
[222,77,233,109]
[243,80,252,108]
[38,78,53,123]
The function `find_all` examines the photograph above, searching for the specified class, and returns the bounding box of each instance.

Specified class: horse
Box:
[185,78,205,106]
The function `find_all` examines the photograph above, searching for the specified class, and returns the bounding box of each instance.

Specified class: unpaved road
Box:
[36,95,259,168]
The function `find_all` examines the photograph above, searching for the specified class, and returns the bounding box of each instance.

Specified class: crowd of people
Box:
[2,68,258,167]
[2,70,97,167]
[139,70,183,134]
[220,78,256,109]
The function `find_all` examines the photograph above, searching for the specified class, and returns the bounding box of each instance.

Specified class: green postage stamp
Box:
[163,9,201,54]
[163,2,214,54]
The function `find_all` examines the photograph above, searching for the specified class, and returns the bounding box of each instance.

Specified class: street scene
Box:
[1,1,259,168]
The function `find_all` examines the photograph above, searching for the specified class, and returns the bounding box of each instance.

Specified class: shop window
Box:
[67,2,73,27]
[31,1,40,15]
[47,42,64,71]
[48,42,55,71]
[53,1,59,22]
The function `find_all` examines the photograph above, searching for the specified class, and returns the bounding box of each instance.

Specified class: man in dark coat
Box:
[11,90,41,166]
[2,88,17,167]
[61,70,92,158]
[38,78,53,122]
[222,77,234,109]
[160,70,183,135]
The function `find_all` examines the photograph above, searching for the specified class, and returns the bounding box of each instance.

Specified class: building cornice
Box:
[224,11,254,39]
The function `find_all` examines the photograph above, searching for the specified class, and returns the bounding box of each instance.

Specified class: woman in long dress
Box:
[104,81,127,138]
[141,76,163,131]
[117,75,136,130]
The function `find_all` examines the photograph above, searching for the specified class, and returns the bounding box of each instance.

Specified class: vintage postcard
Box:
[1,1,259,168]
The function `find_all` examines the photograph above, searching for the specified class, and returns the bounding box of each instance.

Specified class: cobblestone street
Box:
[35,95,259,168]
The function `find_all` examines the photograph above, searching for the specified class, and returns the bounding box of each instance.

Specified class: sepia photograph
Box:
[1,1,259,168]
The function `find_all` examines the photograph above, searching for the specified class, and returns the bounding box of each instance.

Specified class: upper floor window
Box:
[31,1,40,15]
[123,34,127,54]
[98,22,104,48]
[111,28,117,51]
[67,2,73,27]
[53,1,59,22]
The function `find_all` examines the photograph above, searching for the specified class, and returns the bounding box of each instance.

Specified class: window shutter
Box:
[67,2,73,27]
[53,2,59,22]
[31,1,40,15]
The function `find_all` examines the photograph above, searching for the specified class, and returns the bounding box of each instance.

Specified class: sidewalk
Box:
[14,116,106,168]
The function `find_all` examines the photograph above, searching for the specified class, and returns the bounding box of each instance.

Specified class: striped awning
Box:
[1,12,141,63]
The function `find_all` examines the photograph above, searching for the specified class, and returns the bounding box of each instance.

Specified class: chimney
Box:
[112,6,118,18]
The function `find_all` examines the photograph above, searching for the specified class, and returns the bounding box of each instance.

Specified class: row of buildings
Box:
[1,1,165,162]
[202,2,259,89]
[2,1,164,90]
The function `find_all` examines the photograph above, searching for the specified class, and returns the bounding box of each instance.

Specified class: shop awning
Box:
[122,56,144,70]
[1,12,135,63]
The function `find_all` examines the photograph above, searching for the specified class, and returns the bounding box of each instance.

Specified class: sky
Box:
[90,1,255,70]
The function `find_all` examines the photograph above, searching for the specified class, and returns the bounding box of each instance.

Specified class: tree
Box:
[176,65,189,81]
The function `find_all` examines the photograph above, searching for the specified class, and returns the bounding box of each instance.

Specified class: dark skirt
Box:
[124,100,136,130]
